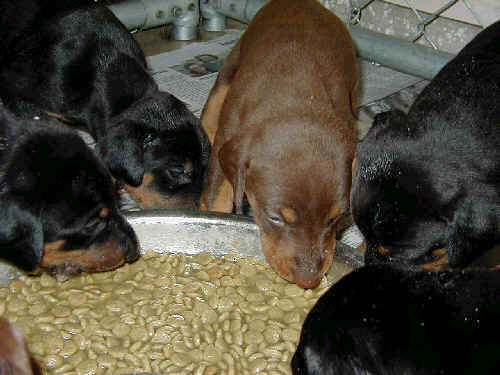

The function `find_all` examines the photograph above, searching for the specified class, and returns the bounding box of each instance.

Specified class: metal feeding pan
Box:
[0,210,364,287]
[126,209,364,282]
[127,209,265,259]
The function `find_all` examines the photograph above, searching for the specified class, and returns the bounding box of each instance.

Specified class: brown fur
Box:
[39,239,126,274]
[200,0,358,288]
[124,172,200,210]
[0,318,40,375]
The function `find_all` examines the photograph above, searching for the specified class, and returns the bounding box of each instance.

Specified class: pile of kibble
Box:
[0,251,333,375]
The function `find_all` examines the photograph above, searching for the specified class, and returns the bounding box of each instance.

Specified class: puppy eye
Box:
[143,134,153,147]
[327,217,338,227]
[84,217,102,230]
[168,166,185,178]
[143,133,157,149]
[268,214,284,226]
[85,209,109,231]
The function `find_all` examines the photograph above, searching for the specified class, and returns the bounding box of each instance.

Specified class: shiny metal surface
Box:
[125,209,264,259]
[0,210,363,287]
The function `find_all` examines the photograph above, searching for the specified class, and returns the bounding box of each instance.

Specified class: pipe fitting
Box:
[200,0,227,32]
[201,0,267,24]
[107,0,199,40]
[200,0,455,80]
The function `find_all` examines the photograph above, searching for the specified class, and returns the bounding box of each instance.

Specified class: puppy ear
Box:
[0,199,43,272]
[218,135,249,214]
[97,121,145,187]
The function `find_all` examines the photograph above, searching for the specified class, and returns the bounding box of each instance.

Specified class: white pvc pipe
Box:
[107,0,199,40]
[201,0,456,80]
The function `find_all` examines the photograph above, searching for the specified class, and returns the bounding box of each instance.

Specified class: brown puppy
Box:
[0,318,40,375]
[200,0,358,289]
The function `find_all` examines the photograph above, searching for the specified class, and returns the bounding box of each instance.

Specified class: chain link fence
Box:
[320,0,498,54]
[350,0,484,49]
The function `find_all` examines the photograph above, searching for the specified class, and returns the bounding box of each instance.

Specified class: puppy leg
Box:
[200,39,241,144]
[200,40,243,212]
[200,146,234,212]
[201,84,231,145]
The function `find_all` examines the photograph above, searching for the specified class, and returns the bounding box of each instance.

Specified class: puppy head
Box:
[0,115,139,274]
[292,265,413,375]
[0,318,39,375]
[219,122,353,289]
[352,110,448,268]
[102,92,210,210]
[291,266,373,375]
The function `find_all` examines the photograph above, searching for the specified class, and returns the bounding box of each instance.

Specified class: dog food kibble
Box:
[1,252,333,375]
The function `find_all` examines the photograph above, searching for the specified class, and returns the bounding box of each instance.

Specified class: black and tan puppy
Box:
[0,0,210,210]
[351,21,500,269]
[0,107,139,274]
[292,265,500,375]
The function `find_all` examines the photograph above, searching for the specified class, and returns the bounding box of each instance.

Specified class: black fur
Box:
[351,21,500,268]
[0,106,138,273]
[293,265,500,375]
[0,0,210,207]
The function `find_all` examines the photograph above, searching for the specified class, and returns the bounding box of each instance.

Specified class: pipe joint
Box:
[107,0,199,40]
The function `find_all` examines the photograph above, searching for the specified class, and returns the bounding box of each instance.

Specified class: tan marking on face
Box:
[420,253,450,271]
[40,239,126,274]
[329,205,343,222]
[432,248,447,257]
[125,173,168,210]
[43,240,66,253]
[280,207,297,224]
[420,248,450,271]
[378,246,390,256]
[0,318,34,375]
[200,83,231,145]
[44,111,75,124]
[356,241,366,254]
[126,172,198,210]
[184,160,194,174]
[99,207,110,219]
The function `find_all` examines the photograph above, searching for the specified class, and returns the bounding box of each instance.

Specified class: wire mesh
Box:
[347,0,485,50]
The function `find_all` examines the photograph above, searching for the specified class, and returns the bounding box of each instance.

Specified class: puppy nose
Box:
[292,258,323,289]
[294,271,322,289]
